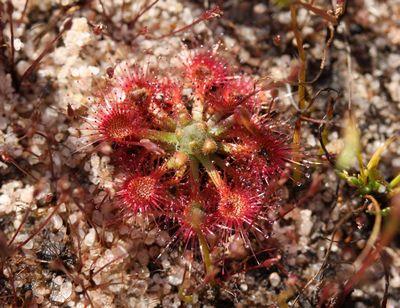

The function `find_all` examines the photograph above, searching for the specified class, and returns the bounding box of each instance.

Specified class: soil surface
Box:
[1,1,399,307]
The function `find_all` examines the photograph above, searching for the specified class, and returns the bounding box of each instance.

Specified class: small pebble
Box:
[269,272,281,287]
[298,209,313,237]
[54,276,64,286]
[51,214,63,230]
[83,228,96,246]
[253,3,267,14]
[167,266,184,286]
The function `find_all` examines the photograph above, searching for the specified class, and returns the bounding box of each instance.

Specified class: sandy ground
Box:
[1,0,400,307]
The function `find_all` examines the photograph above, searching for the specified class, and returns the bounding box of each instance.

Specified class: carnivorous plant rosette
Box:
[86,51,293,279]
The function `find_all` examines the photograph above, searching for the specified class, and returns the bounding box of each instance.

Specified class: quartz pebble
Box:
[84,228,96,246]
[51,214,63,230]
[269,272,281,287]
[167,266,184,286]
[298,209,313,237]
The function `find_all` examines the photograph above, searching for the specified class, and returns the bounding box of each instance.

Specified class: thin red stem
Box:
[7,208,31,247]
[19,18,72,85]
[154,6,221,39]
[15,201,62,250]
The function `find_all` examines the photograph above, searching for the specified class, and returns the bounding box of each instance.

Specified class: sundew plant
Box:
[86,50,293,281]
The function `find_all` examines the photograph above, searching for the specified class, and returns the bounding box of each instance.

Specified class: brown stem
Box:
[7,208,31,247]
[290,4,307,111]
[290,4,307,182]
[18,0,29,24]
[2,155,39,181]
[353,195,382,270]
[14,201,63,250]
[196,229,213,281]
[153,6,222,39]
[6,1,14,69]
[19,18,72,85]
[293,1,337,25]
[128,0,160,28]
[91,252,128,277]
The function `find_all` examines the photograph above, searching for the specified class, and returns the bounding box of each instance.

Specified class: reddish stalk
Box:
[0,5,9,68]
[196,229,213,280]
[290,5,307,110]
[18,0,29,23]
[353,195,382,270]
[19,18,72,85]
[14,201,63,250]
[7,209,31,247]
[6,1,14,69]
[0,153,39,181]
[154,6,222,39]
[293,1,337,25]
[290,4,307,181]
[128,0,160,28]
[35,131,57,188]
[91,252,128,277]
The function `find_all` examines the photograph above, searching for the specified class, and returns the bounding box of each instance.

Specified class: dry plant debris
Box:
[0,0,400,307]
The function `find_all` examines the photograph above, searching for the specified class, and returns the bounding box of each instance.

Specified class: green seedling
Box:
[337,116,399,201]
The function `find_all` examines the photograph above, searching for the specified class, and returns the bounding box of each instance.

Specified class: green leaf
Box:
[336,115,361,171]
[389,173,400,189]
[366,137,396,173]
